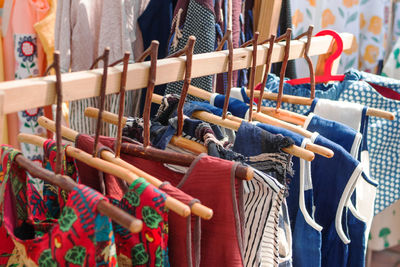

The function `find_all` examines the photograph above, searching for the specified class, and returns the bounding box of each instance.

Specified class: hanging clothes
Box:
[0,145,118,266]
[137,0,173,115]
[254,125,322,267]
[55,0,146,136]
[43,135,170,267]
[232,122,294,266]
[33,0,56,68]
[94,133,246,267]
[166,0,217,100]
[260,70,400,214]
[41,139,80,218]
[258,123,364,267]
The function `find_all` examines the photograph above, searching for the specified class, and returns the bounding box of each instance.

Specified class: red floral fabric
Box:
[42,139,80,218]
[74,135,170,266]
[111,178,169,266]
[0,145,118,266]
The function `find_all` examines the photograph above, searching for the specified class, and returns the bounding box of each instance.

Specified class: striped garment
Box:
[243,168,289,267]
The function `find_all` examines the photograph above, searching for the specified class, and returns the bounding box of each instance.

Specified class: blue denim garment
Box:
[190,101,224,116]
[346,211,367,267]
[212,94,250,118]
[310,134,362,267]
[262,69,400,213]
[260,122,362,267]
[233,121,294,156]
[257,123,322,267]
[305,112,375,267]
[292,189,322,267]
[305,113,361,159]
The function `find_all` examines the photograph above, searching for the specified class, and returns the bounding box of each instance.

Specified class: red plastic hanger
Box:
[287,29,345,85]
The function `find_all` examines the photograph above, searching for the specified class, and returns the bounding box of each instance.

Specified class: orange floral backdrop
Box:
[291,0,390,75]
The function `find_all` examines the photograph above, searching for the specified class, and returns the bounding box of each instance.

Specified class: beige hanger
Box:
[185,85,333,158]
[150,93,316,161]
[247,90,395,121]
[34,117,213,220]
[14,149,143,233]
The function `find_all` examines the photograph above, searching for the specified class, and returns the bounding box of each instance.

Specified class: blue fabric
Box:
[304,114,373,267]
[233,121,294,156]
[323,208,349,267]
[263,121,362,267]
[310,134,358,267]
[190,101,224,116]
[137,0,173,116]
[346,212,367,267]
[257,123,321,267]
[261,69,400,213]
[292,190,322,267]
[256,123,302,227]
[306,114,359,157]
[213,94,250,118]
[232,121,294,183]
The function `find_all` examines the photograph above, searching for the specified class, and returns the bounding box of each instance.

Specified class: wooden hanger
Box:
[89,42,213,219]
[34,117,214,220]
[248,29,395,121]
[14,151,143,233]
[109,51,131,158]
[106,37,253,181]
[16,51,143,233]
[243,30,333,158]
[20,51,192,218]
[150,93,315,161]
[240,32,259,121]
[183,31,332,158]
[142,41,207,154]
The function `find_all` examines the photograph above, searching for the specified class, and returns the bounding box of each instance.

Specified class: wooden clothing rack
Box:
[0,33,355,142]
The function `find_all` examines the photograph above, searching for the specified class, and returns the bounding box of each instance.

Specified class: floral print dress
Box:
[110,178,169,267]
[44,137,170,266]
[0,145,118,266]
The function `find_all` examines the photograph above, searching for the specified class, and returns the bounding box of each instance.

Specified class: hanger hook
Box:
[216,30,233,120]
[275,28,292,111]
[257,34,276,113]
[294,25,315,99]
[91,47,110,157]
[139,41,159,147]
[175,36,196,137]
[240,32,259,121]
[113,52,130,158]
[45,51,63,174]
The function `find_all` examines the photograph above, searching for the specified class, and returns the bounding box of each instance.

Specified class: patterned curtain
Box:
[291,0,391,76]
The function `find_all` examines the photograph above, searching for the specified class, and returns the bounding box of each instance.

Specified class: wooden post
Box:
[253,0,282,84]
